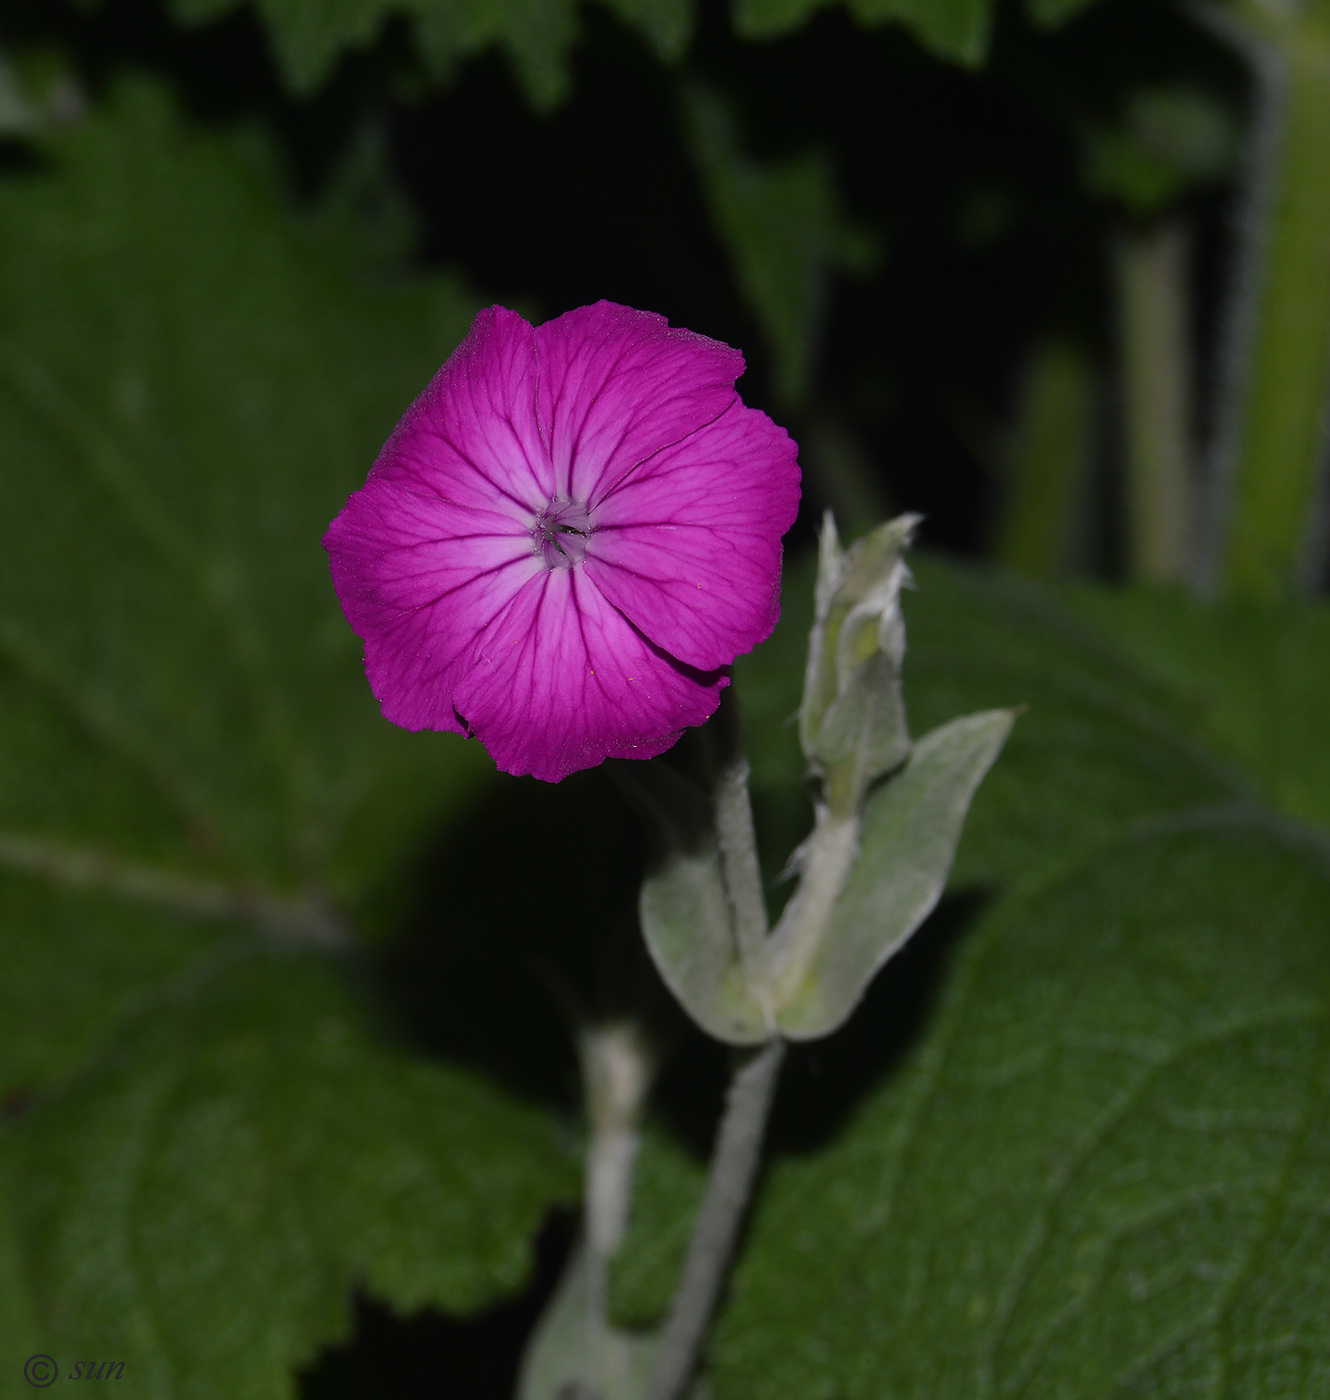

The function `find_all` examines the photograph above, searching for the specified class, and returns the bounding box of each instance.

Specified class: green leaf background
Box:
[682,83,874,409]
[0,82,579,1396]
[4,40,1330,1400]
[2,954,576,1400]
[607,559,1330,1395]
[713,811,1330,1398]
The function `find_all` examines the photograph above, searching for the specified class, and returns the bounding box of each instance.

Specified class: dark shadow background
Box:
[8,0,1243,565]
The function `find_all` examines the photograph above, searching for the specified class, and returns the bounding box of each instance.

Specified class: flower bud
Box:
[799,512,920,812]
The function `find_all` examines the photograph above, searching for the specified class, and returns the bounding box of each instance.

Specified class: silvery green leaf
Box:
[618,764,770,1046]
[777,710,1015,1040]
[517,1243,658,1400]
[800,514,919,789]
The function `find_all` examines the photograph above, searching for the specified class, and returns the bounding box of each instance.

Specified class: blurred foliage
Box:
[682,81,876,407]
[129,0,1107,105]
[1,956,577,1400]
[1070,585,1330,831]
[992,336,1097,577]
[1084,85,1239,219]
[1218,9,1330,597]
[0,77,490,908]
[715,811,1330,1399]
[166,0,688,104]
[0,80,577,1394]
[2,0,1330,1393]
[734,0,982,68]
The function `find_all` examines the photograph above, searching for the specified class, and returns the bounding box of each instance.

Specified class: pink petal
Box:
[535,302,745,504]
[324,300,801,780]
[451,568,728,782]
[373,306,554,514]
[324,476,542,733]
[585,400,801,671]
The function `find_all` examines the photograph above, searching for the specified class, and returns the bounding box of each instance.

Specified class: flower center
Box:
[533,499,593,570]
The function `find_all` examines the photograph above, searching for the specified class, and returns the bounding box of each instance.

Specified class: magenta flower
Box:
[324,301,801,782]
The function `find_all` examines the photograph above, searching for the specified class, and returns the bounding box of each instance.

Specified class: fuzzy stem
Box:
[1194,2,1330,596]
[1117,218,1195,583]
[585,1120,640,1388]
[1191,3,1285,593]
[644,1038,786,1400]
[762,804,860,1006]
[580,1022,655,1396]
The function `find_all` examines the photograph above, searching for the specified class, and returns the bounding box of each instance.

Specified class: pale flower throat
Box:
[533,499,593,569]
